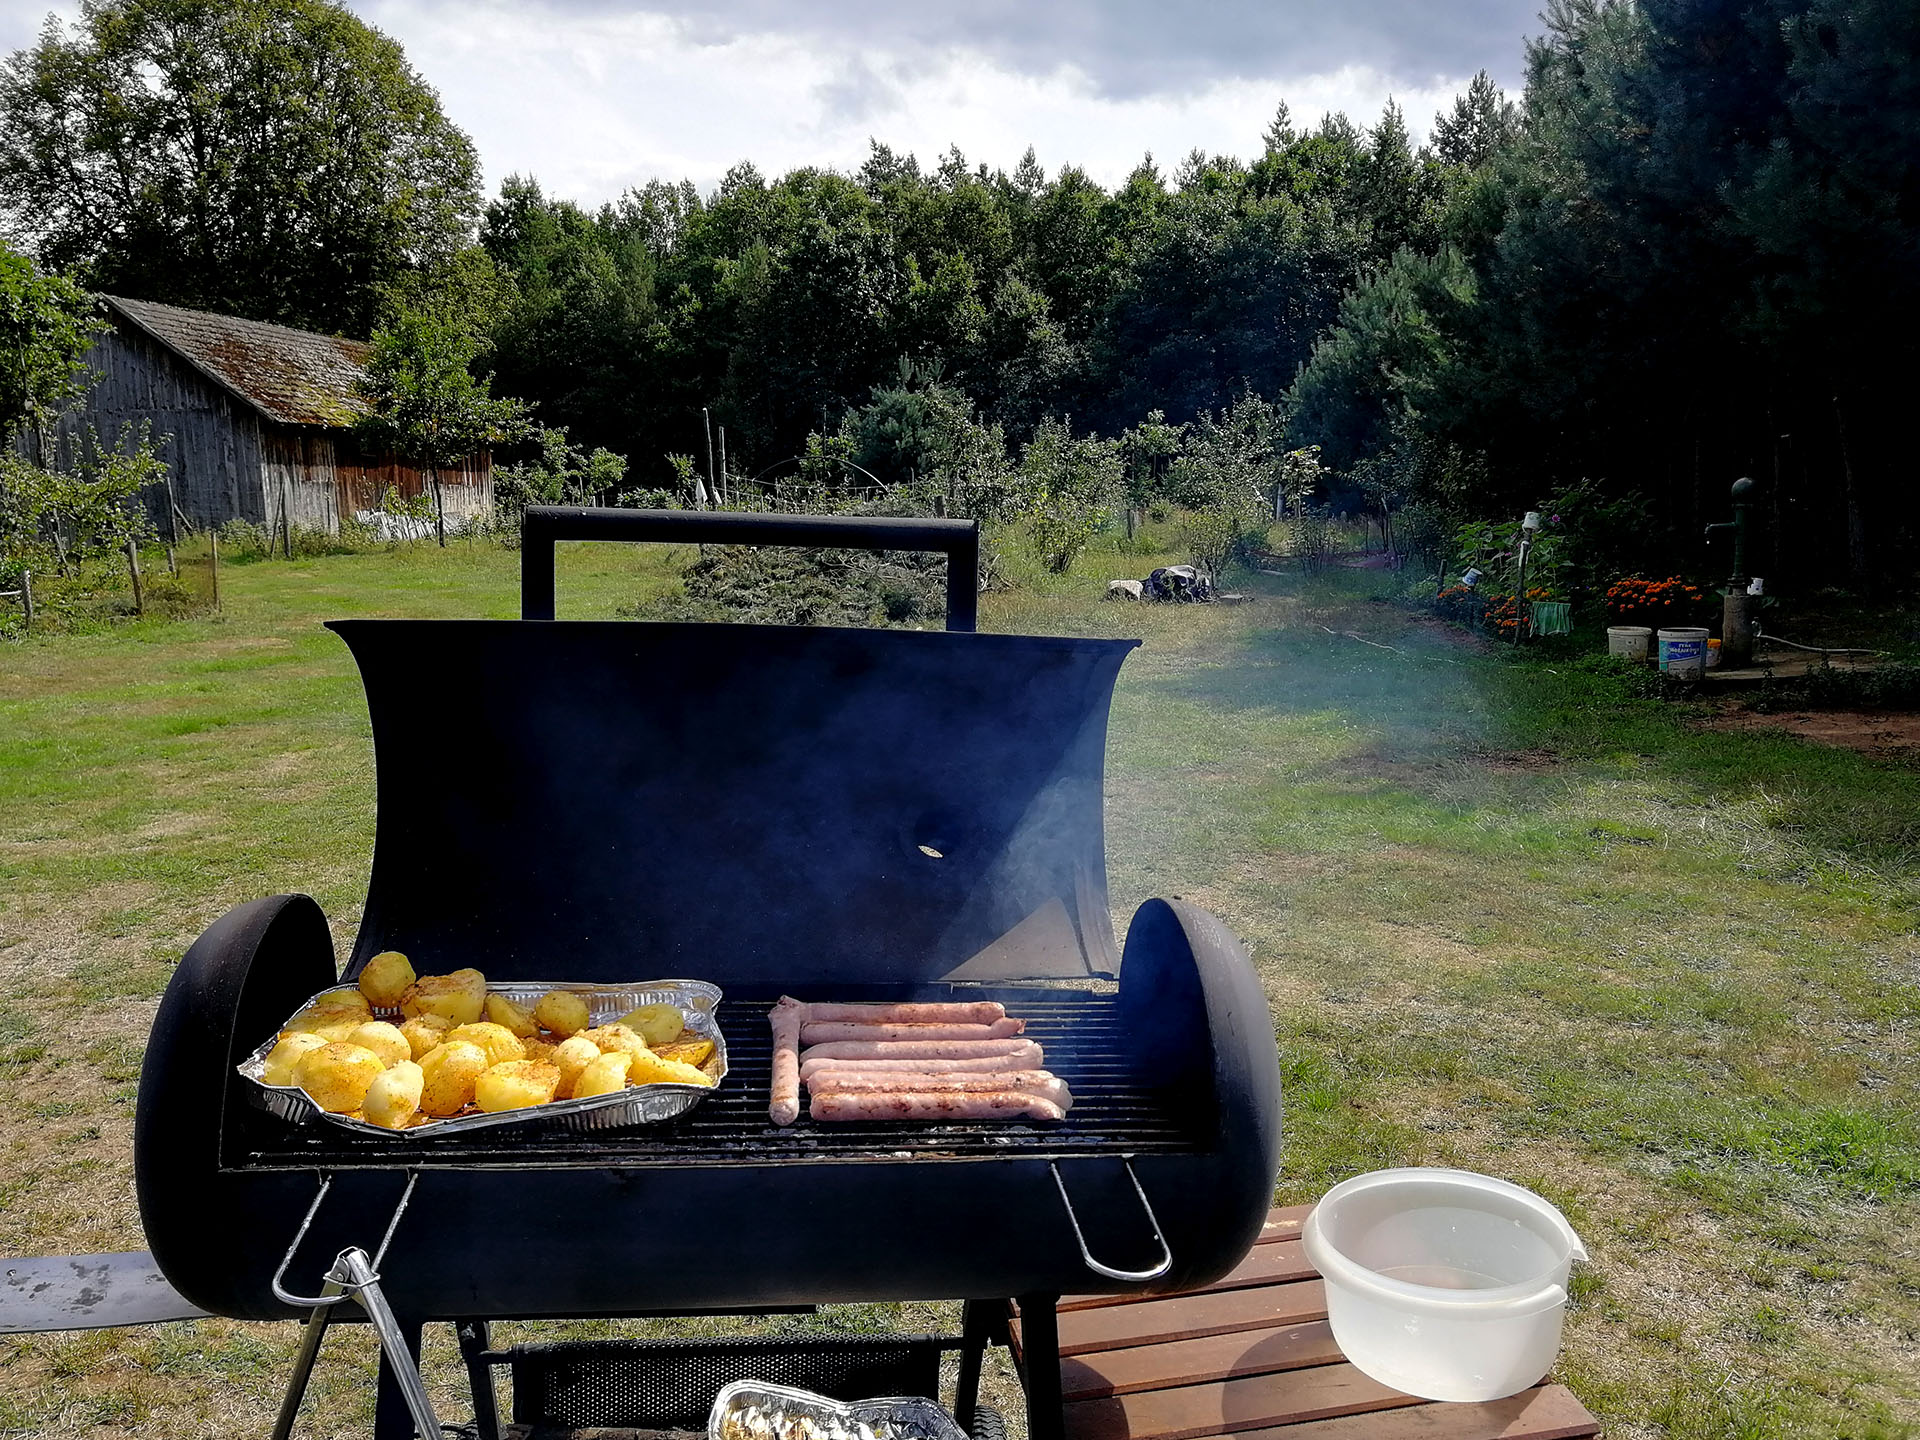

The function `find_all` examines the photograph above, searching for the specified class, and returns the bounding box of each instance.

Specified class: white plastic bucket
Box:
[1606,625,1652,661]
[1657,626,1709,678]
[1302,1168,1588,1403]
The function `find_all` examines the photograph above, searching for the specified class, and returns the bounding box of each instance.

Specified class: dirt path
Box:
[1698,706,1920,760]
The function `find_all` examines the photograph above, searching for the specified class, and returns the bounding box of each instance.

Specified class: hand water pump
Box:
[1704,477,1758,668]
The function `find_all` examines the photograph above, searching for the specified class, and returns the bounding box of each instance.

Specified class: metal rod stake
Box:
[269,1275,343,1440]
[335,1248,440,1440]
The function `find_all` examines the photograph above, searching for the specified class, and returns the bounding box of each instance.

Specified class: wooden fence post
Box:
[210,531,221,611]
[20,571,30,632]
[125,539,144,617]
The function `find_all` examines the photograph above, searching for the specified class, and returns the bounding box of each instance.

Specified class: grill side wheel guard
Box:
[135,893,340,1320]
[1120,897,1285,1283]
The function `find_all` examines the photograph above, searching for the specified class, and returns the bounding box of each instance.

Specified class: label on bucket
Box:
[1659,635,1705,673]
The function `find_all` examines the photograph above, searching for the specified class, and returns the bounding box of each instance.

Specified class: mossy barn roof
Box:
[101,295,372,429]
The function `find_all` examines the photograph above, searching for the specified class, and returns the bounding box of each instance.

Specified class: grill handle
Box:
[1050,1158,1173,1283]
[520,507,981,631]
[269,1170,418,1309]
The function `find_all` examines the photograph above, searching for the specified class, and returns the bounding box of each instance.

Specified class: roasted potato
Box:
[653,1038,714,1070]
[521,1035,558,1065]
[484,992,540,1038]
[357,951,416,1009]
[261,1031,330,1086]
[347,1020,411,1069]
[306,988,372,1018]
[533,990,590,1038]
[617,1003,686,1047]
[284,1014,362,1043]
[443,1021,526,1068]
[362,1061,424,1129]
[550,1035,602,1097]
[581,1023,651,1061]
[400,1014,454,1060]
[627,1049,716,1088]
[418,1040,490,1117]
[293,1042,387,1114]
[475,1060,561,1112]
[571,1050,633,1098]
[401,968,487,1026]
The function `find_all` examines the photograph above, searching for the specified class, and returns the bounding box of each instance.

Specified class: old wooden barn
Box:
[53,296,491,537]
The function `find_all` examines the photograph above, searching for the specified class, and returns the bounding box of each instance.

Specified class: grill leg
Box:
[1016,1294,1064,1440]
[953,1300,995,1430]
[457,1320,501,1440]
[373,1316,426,1440]
[270,1301,337,1440]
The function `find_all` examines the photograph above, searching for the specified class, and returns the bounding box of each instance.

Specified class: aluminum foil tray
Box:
[237,979,727,1137]
[709,1382,966,1440]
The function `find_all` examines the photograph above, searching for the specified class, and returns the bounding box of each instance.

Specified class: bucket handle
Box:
[1051,1157,1173,1283]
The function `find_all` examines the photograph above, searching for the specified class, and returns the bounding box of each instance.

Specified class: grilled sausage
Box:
[804,1001,1006,1024]
[809,1091,1067,1122]
[803,1069,1073,1112]
[798,1050,1044,1082]
[798,1018,1024,1044]
[767,995,805,1126]
[799,1037,1039,1064]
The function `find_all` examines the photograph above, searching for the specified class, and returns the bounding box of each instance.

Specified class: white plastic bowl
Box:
[1301,1168,1588,1402]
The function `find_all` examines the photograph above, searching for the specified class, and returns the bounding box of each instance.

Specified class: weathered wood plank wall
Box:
[335,452,492,527]
[49,325,265,533]
[35,318,493,537]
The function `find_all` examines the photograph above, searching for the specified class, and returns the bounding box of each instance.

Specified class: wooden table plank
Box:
[1013,1201,1599,1438]
[1259,1207,1311,1244]
[1036,1281,1327,1356]
[1059,1320,1344,1400]
[1063,1361,1423,1440]
[1060,1242,1315,1313]
[1194,1385,1599,1439]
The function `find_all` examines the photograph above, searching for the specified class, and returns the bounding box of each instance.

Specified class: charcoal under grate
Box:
[505,1335,947,1431]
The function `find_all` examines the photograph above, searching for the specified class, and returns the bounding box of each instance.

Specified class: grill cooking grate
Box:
[230,991,1198,1172]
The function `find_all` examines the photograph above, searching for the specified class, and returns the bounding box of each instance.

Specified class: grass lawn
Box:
[1,538,1916,1438]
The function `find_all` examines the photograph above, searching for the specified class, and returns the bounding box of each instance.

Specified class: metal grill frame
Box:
[136,512,1285,1440]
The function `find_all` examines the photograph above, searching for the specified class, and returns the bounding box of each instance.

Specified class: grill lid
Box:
[330,621,1138,986]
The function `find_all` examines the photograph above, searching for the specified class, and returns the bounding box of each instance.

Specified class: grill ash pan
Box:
[237,980,727,1136]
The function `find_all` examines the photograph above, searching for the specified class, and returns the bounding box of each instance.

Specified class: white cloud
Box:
[1,0,1482,209]
[355,0,1471,204]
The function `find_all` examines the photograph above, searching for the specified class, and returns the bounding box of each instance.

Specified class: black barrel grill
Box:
[134,510,1283,1438]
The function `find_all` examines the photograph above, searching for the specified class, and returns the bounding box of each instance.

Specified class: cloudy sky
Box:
[1,1,1543,205]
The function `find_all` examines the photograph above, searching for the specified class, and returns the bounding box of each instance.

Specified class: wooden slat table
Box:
[1009,1206,1599,1440]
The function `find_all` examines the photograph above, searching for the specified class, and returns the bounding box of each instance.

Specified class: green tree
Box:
[3,424,166,595]
[1119,409,1188,514]
[492,425,627,533]
[1019,416,1119,573]
[355,306,532,546]
[0,242,100,459]
[1285,246,1476,472]
[1430,72,1518,170]
[0,0,481,336]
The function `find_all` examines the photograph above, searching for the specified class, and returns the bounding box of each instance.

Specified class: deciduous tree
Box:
[0,0,481,336]
[355,306,531,546]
